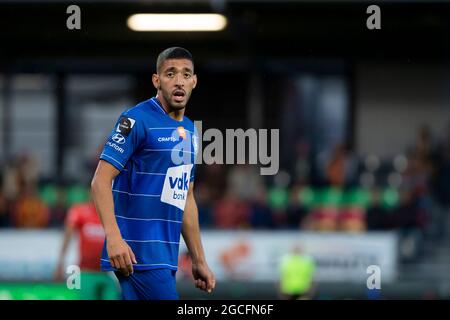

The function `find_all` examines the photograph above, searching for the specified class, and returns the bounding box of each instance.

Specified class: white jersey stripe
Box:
[100,154,124,168]
[144,148,195,154]
[124,239,179,244]
[115,215,182,224]
[148,127,195,134]
[101,258,177,269]
[112,189,160,197]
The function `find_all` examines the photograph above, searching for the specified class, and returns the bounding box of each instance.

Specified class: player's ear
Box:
[192,74,197,89]
[152,74,160,90]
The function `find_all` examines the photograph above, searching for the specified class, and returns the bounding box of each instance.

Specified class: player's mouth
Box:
[172,90,186,103]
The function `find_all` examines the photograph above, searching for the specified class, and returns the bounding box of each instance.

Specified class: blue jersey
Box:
[99,97,198,272]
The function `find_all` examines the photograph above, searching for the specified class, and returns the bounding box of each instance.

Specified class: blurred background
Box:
[1,0,450,300]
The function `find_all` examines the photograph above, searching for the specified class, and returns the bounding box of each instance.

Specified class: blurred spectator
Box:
[414,125,434,164]
[339,188,367,232]
[3,154,40,199]
[11,185,50,228]
[250,186,275,229]
[50,188,68,227]
[227,164,265,202]
[403,152,431,198]
[366,188,386,230]
[2,159,20,200]
[326,144,347,186]
[401,152,432,232]
[292,141,311,185]
[395,188,427,231]
[213,189,251,229]
[431,122,450,207]
[38,184,68,227]
[285,184,307,229]
[2,122,449,238]
[194,182,213,228]
[54,198,104,279]
[319,143,358,187]
[16,153,40,192]
[0,186,8,227]
[308,188,341,232]
[267,171,290,228]
[199,163,227,202]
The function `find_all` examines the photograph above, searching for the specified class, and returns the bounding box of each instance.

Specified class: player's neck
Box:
[155,95,185,122]
[167,109,185,122]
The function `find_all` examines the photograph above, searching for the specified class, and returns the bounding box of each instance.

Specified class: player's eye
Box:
[184,73,192,79]
[167,72,174,77]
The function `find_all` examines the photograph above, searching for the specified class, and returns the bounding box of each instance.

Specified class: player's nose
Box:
[174,74,184,86]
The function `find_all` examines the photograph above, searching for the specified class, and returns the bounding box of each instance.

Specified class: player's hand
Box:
[192,261,216,293]
[106,234,137,276]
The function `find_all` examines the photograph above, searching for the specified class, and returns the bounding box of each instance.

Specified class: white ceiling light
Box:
[127,14,227,32]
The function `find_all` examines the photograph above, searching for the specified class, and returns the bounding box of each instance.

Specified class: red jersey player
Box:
[54,199,105,278]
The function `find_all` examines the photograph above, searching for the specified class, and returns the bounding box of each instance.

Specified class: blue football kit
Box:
[99,97,198,300]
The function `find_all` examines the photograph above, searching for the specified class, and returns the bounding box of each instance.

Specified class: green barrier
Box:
[312,187,343,208]
[381,188,400,210]
[66,186,90,206]
[343,188,372,209]
[79,272,120,300]
[0,283,79,300]
[39,184,59,206]
[298,186,315,209]
[268,187,289,210]
[0,273,120,300]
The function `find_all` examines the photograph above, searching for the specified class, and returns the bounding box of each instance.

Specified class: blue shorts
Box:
[114,269,179,300]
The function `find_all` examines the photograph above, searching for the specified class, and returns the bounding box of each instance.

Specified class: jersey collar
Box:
[150,97,168,115]
[149,96,185,123]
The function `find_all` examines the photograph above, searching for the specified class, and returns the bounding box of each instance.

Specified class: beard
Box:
[161,89,190,110]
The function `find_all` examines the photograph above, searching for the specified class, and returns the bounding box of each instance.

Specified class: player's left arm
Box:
[182,182,216,293]
[54,220,75,281]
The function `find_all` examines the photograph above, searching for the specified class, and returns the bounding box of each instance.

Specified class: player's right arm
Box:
[91,160,137,276]
[54,222,74,281]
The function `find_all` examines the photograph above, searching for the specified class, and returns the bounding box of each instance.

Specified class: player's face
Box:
[153,59,197,110]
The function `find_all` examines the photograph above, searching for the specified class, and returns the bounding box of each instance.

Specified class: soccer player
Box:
[90,47,215,300]
[54,199,104,277]
[278,245,316,300]
[54,198,119,300]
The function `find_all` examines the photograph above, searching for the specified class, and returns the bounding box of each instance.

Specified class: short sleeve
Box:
[99,112,145,171]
